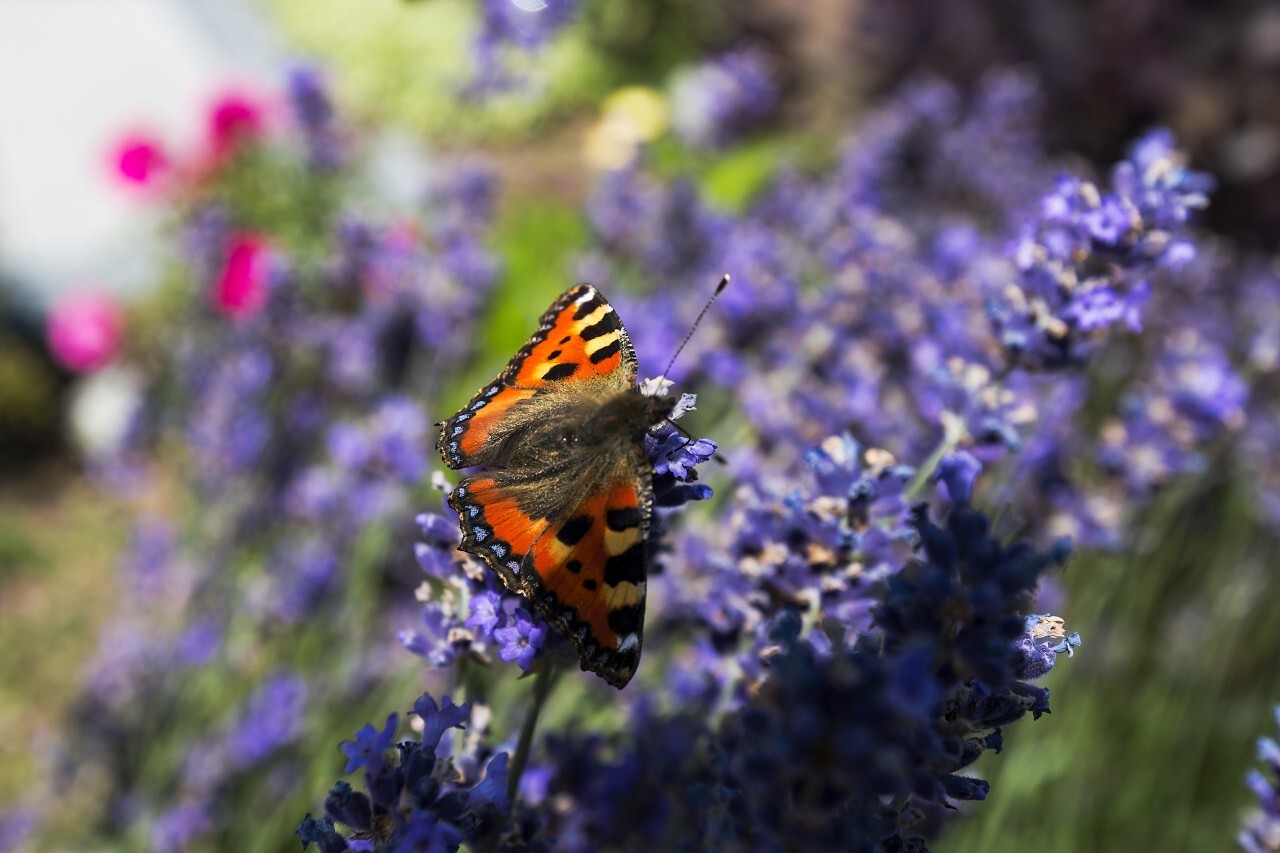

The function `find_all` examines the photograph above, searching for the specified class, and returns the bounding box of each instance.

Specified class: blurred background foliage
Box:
[269,0,608,140]
[1,0,1279,851]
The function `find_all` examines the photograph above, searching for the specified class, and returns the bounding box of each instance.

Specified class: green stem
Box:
[905,431,962,502]
[905,362,1018,502]
[507,662,560,802]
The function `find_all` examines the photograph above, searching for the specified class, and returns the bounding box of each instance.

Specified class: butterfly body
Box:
[437,285,674,688]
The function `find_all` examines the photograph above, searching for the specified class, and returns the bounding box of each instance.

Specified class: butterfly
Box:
[436,284,680,689]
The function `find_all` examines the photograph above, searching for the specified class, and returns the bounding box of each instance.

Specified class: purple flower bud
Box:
[339,714,397,775]
[411,693,471,752]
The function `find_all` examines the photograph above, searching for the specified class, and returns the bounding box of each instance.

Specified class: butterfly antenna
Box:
[663,417,727,465]
[661,274,729,380]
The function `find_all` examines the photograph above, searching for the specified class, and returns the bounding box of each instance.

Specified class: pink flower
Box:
[214,234,269,317]
[46,292,123,373]
[209,93,265,157]
[113,134,168,186]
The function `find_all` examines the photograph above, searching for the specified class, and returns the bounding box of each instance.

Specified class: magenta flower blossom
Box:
[112,134,168,186]
[213,234,269,317]
[45,291,122,373]
[208,92,266,158]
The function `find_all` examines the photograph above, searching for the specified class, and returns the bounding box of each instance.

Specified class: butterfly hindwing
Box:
[437,285,636,470]
[521,473,650,689]
[447,457,651,689]
[448,475,551,590]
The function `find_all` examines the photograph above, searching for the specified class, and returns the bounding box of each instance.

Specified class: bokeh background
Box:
[2,0,1280,850]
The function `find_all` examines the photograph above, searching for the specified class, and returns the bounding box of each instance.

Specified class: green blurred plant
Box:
[944,464,1280,852]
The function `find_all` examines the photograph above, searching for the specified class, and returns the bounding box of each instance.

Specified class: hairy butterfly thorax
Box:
[436,281,722,688]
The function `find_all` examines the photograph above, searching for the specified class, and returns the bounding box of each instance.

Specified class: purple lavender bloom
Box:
[413,540,455,579]
[464,752,511,812]
[326,422,371,471]
[493,607,545,671]
[426,162,497,229]
[186,347,274,487]
[0,808,36,853]
[837,72,1049,230]
[339,714,398,775]
[120,518,177,601]
[286,65,343,171]
[150,802,212,853]
[464,589,503,635]
[391,814,464,851]
[268,537,340,623]
[1064,279,1150,333]
[991,130,1214,370]
[644,421,718,508]
[584,169,726,288]
[937,450,983,503]
[226,675,308,768]
[469,0,577,95]
[804,432,870,496]
[174,619,222,667]
[714,224,801,330]
[368,397,430,481]
[416,512,460,548]
[477,0,575,50]
[649,431,718,479]
[302,694,509,850]
[1014,614,1082,679]
[670,47,779,149]
[1240,706,1280,853]
[1118,128,1215,229]
[411,693,471,752]
[296,815,349,853]
[503,497,1073,849]
[400,603,468,668]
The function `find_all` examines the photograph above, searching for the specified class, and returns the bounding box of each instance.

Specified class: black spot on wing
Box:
[589,340,621,364]
[547,349,562,359]
[557,516,594,547]
[607,604,643,636]
[606,506,641,531]
[559,335,571,344]
[582,579,598,591]
[566,559,583,574]
[573,299,600,321]
[579,319,612,340]
[603,544,645,586]
[543,362,579,381]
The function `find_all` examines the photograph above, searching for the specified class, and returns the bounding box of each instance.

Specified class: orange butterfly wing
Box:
[437,284,636,469]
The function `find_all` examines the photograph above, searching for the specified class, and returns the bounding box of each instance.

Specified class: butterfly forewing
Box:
[503,285,635,387]
[438,284,657,689]
[437,285,636,469]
